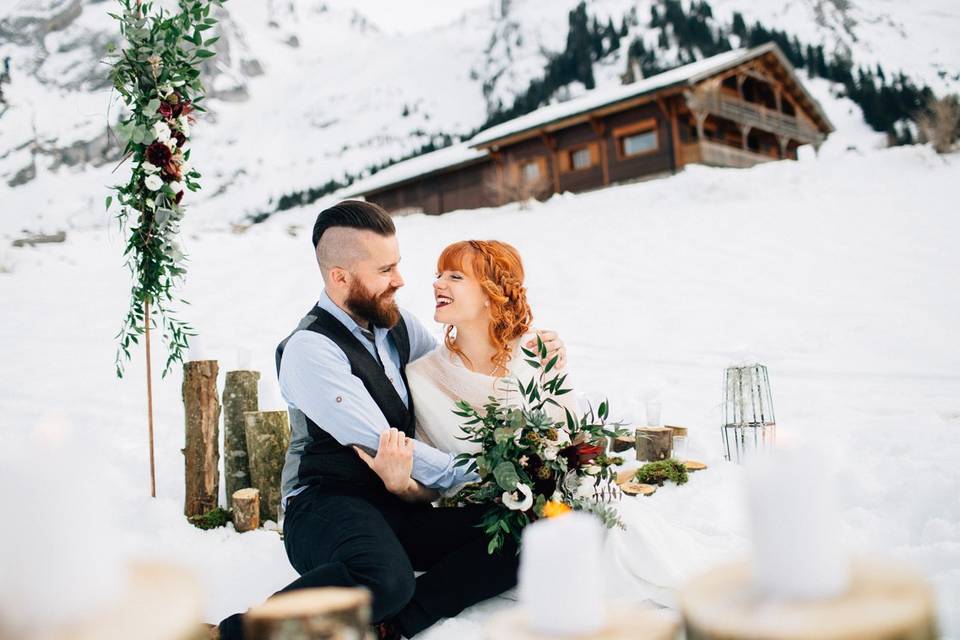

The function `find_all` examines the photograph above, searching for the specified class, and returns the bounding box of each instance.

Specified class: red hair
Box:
[437,240,533,372]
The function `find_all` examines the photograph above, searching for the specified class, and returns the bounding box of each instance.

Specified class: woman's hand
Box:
[354,428,414,494]
[526,329,567,369]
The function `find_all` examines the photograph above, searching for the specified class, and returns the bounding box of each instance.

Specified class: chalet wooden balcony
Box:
[687,92,825,145]
[680,140,777,168]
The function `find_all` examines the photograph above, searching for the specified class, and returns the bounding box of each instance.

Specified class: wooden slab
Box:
[665,425,688,437]
[621,482,657,497]
[615,469,637,485]
[684,460,708,471]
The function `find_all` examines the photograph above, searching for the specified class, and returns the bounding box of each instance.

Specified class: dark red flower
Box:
[179,100,193,117]
[175,190,184,204]
[146,141,172,167]
[164,161,182,181]
[173,131,187,148]
[575,443,604,464]
[158,102,174,118]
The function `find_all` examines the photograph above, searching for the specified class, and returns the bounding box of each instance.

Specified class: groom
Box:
[218,200,566,639]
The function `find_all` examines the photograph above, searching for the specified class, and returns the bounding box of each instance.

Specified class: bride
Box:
[362,239,740,608]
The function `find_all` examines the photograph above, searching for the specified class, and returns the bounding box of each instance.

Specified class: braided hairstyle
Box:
[437,240,533,372]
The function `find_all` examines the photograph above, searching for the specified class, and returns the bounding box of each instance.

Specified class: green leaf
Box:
[203,36,220,46]
[492,462,519,492]
[493,427,515,446]
[105,195,113,211]
[194,49,216,59]
[544,354,559,374]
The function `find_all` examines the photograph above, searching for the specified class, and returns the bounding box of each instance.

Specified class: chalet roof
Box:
[342,143,489,198]
[469,43,833,148]
[344,43,833,198]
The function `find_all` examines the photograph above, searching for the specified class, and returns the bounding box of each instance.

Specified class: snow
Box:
[2,71,959,636]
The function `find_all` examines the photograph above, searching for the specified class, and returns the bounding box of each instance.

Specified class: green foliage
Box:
[450,336,629,554]
[188,507,232,530]
[634,459,689,486]
[106,0,224,377]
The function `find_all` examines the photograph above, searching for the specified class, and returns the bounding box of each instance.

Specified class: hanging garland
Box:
[106,0,223,378]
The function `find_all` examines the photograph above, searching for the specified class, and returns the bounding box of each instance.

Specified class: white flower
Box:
[584,464,602,475]
[168,180,184,194]
[177,116,191,137]
[502,483,533,511]
[159,84,174,97]
[153,121,172,142]
[164,138,177,152]
[543,445,559,461]
[575,477,597,500]
[142,161,159,174]
[144,174,163,191]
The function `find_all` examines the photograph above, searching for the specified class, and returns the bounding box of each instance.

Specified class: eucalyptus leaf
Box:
[492,462,519,491]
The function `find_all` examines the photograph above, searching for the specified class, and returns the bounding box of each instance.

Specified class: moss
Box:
[188,507,232,530]
[634,459,689,486]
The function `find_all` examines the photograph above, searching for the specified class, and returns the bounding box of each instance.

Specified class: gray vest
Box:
[276,305,413,499]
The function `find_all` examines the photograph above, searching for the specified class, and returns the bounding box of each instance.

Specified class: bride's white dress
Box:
[407,333,747,609]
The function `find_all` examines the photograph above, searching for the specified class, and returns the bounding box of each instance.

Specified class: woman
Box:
[405,240,578,458]
[362,239,741,608]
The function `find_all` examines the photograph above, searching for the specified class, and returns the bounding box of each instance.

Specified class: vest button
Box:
[336,396,343,403]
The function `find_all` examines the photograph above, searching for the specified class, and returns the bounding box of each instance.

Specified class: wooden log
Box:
[245,410,291,524]
[680,559,938,640]
[635,426,673,462]
[223,370,260,508]
[183,360,221,518]
[621,482,657,497]
[245,587,372,640]
[232,488,261,533]
[665,424,688,438]
[609,434,636,453]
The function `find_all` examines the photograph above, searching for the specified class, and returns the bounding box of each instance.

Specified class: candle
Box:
[745,447,851,599]
[519,512,606,635]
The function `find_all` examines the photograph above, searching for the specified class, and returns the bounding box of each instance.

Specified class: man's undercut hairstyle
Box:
[311,200,395,249]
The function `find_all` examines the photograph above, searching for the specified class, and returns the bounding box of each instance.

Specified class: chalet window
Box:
[621,130,657,156]
[571,147,592,169]
[613,118,659,159]
[522,160,541,182]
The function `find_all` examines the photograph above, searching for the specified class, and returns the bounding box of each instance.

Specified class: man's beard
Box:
[345,278,400,329]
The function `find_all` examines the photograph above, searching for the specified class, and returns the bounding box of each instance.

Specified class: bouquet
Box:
[452,338,628,553]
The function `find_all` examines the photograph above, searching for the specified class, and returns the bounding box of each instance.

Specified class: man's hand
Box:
[354,428,414,494]
[525,329,567,370]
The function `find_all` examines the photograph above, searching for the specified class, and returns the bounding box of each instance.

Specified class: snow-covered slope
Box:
[1,0,957,236]
[1,68,959,636]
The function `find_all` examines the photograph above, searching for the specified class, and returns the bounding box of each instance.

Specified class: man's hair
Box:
[311,200,395,249]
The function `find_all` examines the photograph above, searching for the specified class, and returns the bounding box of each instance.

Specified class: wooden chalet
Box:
[344,43,834,214]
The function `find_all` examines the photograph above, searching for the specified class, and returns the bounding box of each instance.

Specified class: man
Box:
[218,200,566,639]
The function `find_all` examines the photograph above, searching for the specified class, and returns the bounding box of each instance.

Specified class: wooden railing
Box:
[681,141,775,168]
[689,93,823,144]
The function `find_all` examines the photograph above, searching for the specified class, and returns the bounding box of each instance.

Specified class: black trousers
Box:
[219,486,519,638]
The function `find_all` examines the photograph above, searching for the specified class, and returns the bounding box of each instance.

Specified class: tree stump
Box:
[635,426,672,462]
[232,488,261,533]
[680,559,938,640]
[609,434,636,453]
[245,410,290,524]
[245,587,372,640]
[183,360,221,518]
[223,370,260,508]
[665,425,688,438]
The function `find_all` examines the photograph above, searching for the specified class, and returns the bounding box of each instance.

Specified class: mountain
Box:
[0,0,956,234]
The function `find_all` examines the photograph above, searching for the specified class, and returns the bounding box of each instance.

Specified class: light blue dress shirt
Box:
[279,290,478,502]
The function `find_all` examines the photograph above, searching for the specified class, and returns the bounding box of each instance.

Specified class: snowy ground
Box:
[2,84,959,637]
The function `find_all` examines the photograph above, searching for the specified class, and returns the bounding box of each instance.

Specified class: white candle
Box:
[745,447,851,600]
[519,512,606,635]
